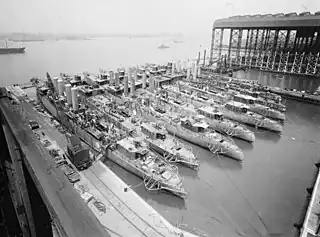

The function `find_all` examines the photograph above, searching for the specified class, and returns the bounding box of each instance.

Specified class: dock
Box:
[0,85,200,236]
[300,168,320,237]
[267,87,320,105]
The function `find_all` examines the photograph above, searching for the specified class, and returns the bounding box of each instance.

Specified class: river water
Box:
[1,37,320,237]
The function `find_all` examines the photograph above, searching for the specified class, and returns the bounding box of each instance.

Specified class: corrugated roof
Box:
[213,12,320,28]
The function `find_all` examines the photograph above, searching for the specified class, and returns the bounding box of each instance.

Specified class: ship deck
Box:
[8,85,198,237]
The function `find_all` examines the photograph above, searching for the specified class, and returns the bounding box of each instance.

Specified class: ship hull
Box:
[140,110,244,161]
[163,99,255,142]
[173,92,283,133]
[248,106,286,121]
[106,149,187,198]
[37,91,101,150]
[0,47,25,54]
[146,140,199,170]
[37,90,186,198]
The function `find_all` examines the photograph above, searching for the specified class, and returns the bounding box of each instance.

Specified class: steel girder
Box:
[227,29,243,66]
[210,28,224,65]
[291,52,305,74]
[278,51,290,72]
[254,29,266,68]
[245,29,254,66]
[305,52,320,75]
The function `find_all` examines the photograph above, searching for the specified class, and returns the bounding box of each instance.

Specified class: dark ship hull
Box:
[0,47,25,54]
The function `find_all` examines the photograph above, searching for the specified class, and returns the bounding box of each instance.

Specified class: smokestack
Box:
[183,61,187,70]
[131,70,135,95]
[134,67,138,81]
[128,68,132,82]
[192,65,197,80]
[71,87,78,111]
[109,71,114,85]
[115,72,119,87]
[124,75,129,96]
[203,50,206,66]
[65,84,72,105]
[58,79,64,96]
[187,67,191,79]
[52,77,59,92]
[197,66,201,77]
[149,77,154,92]
[197,52,201,65]
[142,72,147,89]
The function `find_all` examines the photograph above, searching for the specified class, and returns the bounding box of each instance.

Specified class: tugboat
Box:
[141,106,244,162]
[107,136,187,198]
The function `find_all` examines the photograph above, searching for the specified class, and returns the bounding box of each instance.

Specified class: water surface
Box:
[1,37,320,237]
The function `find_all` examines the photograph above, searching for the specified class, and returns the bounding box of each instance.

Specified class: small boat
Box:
[158,44,170,49]
[141,107,244,162]
[107,136,187,198]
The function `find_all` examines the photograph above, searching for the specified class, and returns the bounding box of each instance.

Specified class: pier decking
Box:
[301,169,320,237]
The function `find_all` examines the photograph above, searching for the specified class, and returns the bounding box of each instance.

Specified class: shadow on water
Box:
[209,154,243,171]
[179,166,200,180]
[103,159,187,210]
[234,139,254,151]
[253,129,282,143]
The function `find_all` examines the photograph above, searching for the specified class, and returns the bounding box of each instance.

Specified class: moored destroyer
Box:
[107,136,187,198]
[219,101,283,133]
[129,118,200,170]
[235,88,286,112]
[87,95,200,170]
[140,107,244,162]
[163,85,283,133]
[230,93,286,121]
[158,94,255,143]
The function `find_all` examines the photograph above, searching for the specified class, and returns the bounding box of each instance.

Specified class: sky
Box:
[0,0,319,35]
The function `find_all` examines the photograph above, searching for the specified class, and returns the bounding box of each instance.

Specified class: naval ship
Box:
[0,40,25,54]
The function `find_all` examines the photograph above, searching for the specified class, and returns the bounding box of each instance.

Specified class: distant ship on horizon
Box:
[173,39,184,43]
[158,44,170,49]
[0,39,26,55]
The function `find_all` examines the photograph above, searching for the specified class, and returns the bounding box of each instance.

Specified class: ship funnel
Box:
[52,77,59,92]
[131,68,135,95]
[149,77,153,92]
[142,72,147,89]
[197,66,201,77]
[183,61,187,70]
[115,72,119,87]
[65,84,72,105]
[187,67,191,79]
[134,68,138,81]
[109,71,114,85]
[58,79,65,96]
[71,87,78,111]
[124,75,129,96]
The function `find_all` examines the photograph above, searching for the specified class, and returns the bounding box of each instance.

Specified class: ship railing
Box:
[208,143,226,155]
